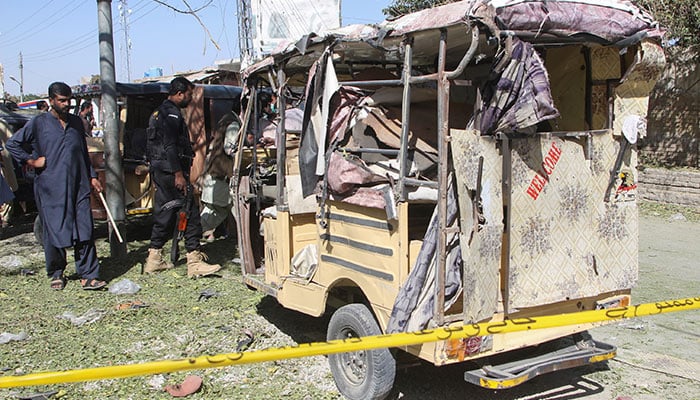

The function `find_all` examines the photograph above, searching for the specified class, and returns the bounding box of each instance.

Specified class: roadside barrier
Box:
[0,296,698,388]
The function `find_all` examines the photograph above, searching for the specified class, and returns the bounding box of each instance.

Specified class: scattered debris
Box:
[198,288,219,301]
[115,300,149,310]
[57,309,106,326]
[618,321,646,331]
[0,255,23,273]
[0,331,28,344]
[148,375,167,390]
[164,375,203,397]
[15,390,58,400]
[108,278,141,295]
[668,213,687,222]
[236,329,255,352]
[20,269,35,276]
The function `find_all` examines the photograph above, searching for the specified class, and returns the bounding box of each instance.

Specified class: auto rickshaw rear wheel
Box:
[327,303,395,400]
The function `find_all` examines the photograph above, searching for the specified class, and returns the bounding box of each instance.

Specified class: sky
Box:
[0,0,392,97]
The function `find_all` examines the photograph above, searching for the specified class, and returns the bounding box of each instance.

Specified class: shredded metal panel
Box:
[452,130,502,322]
[507,133,638,309]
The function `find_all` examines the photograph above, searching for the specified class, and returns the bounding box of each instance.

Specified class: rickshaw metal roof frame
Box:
[241,0,662,83]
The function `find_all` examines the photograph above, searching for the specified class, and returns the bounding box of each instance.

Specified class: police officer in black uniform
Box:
[144,77,221,278]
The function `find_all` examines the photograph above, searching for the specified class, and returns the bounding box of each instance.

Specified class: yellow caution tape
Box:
[0,296,697,388]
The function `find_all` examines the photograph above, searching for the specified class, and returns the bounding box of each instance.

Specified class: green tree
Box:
[383,0,456,18]
[383,0,699,46]
[634,0,700,46]
[22,93,43,101]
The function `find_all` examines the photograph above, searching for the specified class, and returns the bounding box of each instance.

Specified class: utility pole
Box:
[19,52,23,102]
[97,0,127,257]
[0,63,4,101]
[237,0,254,68]
[119,0,132,82]
[9,53,24,102]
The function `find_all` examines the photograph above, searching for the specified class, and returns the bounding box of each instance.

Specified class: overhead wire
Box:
[217,0,234,58]
[287,0,333,33]
[22,30,97,61]
[22,0,155,64]
[280,0,317,35]
[264,0,308,38]
[22,40,96,64]
[126,2,160,25]
[22,65,53,81]
[0,0,56,39]
[0,0,86,47]
[7,0,221,86]
[306,0,335,31]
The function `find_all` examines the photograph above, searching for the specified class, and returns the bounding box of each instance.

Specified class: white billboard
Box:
[250,0,340,58]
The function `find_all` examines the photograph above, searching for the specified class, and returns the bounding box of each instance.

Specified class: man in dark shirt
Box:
[78,101,94,137]
[6,82,106,291]
[145,77,221,278]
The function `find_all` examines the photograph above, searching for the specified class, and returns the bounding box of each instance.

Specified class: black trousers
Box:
[150,168,202,252]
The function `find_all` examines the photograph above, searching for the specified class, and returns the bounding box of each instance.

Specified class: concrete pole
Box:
[0,63,4,101]
[19,52,23,103]
[97,0,127,257]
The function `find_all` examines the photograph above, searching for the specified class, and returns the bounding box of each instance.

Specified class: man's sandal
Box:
[50,276,66,291]
[80,278,107,290]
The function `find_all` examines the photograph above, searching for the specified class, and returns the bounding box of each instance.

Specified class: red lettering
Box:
[526,142,563,201]
[551,142,562,158]
[550,149,561,163]
[526,174,548,200]
[534,173,547,188]
[542,156,555,175]
[526,184,540,200]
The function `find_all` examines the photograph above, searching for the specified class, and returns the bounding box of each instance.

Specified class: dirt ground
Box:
[0,208,698,399]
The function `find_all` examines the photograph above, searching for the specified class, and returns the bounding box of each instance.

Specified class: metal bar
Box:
[548,129,608,138]
[501,129,608,139]
[338,147,400,155]
[232,88,256,277]
[445,25,481,80]
[498,30,607,45]
[267,69,278,93]
[252,83,261,213]
[408,73,439,84]
[398,38,414,202]
[584,47,593,130]
[435,29,449,327]
[338,78,403,87]
[607,80,615,130]
[276,68,288,211]
[403,178,438,188]
[500,134,512,316]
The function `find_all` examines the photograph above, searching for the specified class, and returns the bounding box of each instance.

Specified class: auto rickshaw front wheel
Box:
[327,303,395,400]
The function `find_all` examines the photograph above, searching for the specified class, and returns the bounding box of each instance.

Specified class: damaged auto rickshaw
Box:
[232,1,665,398]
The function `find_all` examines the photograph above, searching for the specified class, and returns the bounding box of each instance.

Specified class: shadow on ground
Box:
[93,214,239,282]
[254,295,612,400]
